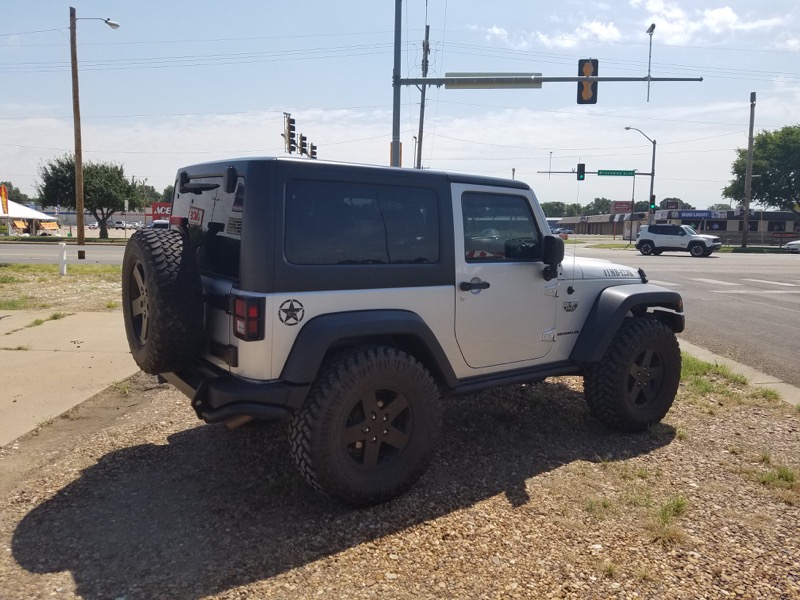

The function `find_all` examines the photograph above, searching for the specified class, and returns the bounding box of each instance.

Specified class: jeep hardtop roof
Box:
[176,156,532,192]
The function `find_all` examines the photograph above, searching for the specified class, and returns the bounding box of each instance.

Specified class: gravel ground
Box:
[1,369,798,599]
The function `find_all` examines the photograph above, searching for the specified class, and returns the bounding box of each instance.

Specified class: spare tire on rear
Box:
[122,229,205,374]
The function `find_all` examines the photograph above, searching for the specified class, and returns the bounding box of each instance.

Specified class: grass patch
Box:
[0,297,31,310]
[681,354,748,385]
[625,491,653,508]
[758,466,797,489]
[0,263,122,312]
[26,311,71,328]
[585,497,614,518]
[1,344,31,351]
[658,495,687,522]
[647,495,688,547]
[749,387,781,403]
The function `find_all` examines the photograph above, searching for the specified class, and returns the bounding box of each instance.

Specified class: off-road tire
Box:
[702,249,713,256]
[652,249,663,256]
[583,317,681,433]
[289,345,442,505]
[122,229,204,374]
[689,243,706,257]
[638,241,654,255]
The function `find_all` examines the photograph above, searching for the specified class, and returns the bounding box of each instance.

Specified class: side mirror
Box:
[542,235,564,281]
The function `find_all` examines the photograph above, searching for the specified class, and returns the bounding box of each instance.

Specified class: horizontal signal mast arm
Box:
[398,76,703,86]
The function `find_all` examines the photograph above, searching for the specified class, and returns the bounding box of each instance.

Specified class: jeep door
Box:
[453,185,558,368]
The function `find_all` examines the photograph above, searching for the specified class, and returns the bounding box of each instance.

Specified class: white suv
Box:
[636,224,721,257]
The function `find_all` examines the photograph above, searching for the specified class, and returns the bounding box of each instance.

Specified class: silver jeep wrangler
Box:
[122,157,685,505]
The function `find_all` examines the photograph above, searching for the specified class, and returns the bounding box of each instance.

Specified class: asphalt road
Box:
[2,239,799,387]
[0,241,125,264]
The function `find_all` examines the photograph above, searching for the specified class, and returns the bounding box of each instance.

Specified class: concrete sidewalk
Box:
[0,312,797,448]
[0,311,139,447]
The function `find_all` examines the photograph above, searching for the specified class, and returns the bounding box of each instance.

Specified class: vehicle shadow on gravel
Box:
[12,382,675,599]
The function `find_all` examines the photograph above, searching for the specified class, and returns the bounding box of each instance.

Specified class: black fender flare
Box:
[279,309,458,388]
[569,284,685,364]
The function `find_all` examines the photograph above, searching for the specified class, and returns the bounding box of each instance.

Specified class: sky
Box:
[1,0,798,211]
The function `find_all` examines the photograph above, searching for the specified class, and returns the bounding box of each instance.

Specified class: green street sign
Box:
[597,169,635,177]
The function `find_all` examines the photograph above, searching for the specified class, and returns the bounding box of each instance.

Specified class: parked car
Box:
[553,228,574,235]
[785,239,800,253]
[88,222,99,230]
[149,220,169,229]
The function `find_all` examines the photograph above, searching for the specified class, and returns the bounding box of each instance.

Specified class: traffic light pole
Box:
[648,138,657,225]
[389,0,701,169]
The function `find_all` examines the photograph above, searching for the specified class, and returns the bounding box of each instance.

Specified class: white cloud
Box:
[535,21,621,49]
[639,3,785,45]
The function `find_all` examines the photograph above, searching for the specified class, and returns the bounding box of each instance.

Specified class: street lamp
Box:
[625,126,657,225]
[645,23,656,102]
[70,6,119,259]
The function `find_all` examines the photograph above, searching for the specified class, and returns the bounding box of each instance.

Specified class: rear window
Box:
[284,180,439,265]
[173,175,245,280]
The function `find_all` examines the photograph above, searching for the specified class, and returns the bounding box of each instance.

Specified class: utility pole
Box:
[415,25,430,169]
[70,7,85,259]
[390,0,402,167]
[742,92,756,248]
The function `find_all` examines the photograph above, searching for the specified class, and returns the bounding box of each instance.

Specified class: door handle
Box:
[460,280,490,291]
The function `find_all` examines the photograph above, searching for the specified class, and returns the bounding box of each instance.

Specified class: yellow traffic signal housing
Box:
[577,59,598,104]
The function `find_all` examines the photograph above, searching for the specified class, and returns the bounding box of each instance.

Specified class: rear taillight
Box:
[232,296,265,341]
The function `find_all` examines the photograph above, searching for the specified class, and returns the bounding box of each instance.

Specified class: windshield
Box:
[683,225,699,235]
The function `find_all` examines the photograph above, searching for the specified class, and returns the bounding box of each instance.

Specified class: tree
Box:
[37,155,142,238]
[708,203,732,211]
[0,181,32,206]
[540,201,567,217]
[161,185,174,203]
[583,197,612,216]
[723,124,800,217]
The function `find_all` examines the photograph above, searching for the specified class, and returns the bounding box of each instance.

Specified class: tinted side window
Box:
[462,192,541,262]
[285,180,439,265]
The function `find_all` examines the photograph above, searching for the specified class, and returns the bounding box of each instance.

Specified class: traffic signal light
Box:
[309,143,317,159]
[577,163,586,181]
[649,194,657,210]
[286,117,297,153]
[577,59,598,104]
[299,134,308,156]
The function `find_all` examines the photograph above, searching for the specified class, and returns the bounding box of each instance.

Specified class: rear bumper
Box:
[160,363,310,423]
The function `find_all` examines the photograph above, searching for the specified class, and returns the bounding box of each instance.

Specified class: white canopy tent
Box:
[1,199,59,235]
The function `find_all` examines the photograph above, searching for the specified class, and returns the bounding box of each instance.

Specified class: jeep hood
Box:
[561,254,644,281]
